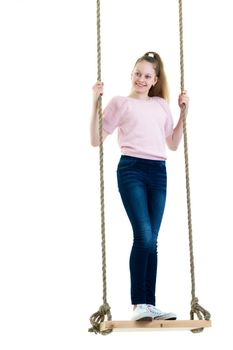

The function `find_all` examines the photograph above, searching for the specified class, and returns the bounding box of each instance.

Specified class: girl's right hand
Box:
[92,81,104,103]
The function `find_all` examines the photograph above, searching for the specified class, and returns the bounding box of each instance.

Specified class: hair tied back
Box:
[145,52,156,59]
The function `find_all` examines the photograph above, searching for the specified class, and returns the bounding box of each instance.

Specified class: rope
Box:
[88,0,112,335]
[178,0,211,333]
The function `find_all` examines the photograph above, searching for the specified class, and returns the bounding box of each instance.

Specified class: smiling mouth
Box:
[136,82,146,87]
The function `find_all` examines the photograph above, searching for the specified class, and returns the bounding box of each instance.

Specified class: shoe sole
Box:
[154,316,177,320]
[136,316,153,321]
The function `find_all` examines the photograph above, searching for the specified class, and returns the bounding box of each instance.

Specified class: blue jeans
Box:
[117,155,167,306]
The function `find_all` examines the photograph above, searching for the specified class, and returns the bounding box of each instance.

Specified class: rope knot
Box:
[191,297,199,309]
[98,303,111,315]
[88,303,112,335]
[190,296,211,333]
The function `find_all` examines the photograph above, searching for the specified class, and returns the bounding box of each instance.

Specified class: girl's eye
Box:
[145,75,152,79]
[135,72,141,77]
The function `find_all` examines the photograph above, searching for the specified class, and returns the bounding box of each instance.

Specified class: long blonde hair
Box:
[134,51,169,101]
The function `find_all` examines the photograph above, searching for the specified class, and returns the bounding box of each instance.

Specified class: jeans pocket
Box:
[117,156,137,171]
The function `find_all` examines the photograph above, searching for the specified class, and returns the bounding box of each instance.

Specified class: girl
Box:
[90,52,189,321]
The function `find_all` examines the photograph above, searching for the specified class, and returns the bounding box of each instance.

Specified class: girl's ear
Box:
[153,77,158,86]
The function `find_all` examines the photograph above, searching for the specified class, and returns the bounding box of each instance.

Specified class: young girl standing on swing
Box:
[90,51,189,321]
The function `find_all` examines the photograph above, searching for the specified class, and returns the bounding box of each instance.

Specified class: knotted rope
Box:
[178,0,211,333]
[89,303,112,335]
[88,0,112,335]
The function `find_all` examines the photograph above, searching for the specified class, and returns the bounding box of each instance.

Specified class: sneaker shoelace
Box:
[147,305,163,316]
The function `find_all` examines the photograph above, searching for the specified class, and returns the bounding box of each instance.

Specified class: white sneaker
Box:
[131,304,153,321]
[147,305,177,320]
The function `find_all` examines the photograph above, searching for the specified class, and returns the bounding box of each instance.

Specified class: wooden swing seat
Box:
[100,319,212,332]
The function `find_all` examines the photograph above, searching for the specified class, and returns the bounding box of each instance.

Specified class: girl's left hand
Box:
[178,90,189,111]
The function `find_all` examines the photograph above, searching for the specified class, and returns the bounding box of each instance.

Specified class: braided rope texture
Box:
[88,0,112,335]
[178,0,210,332]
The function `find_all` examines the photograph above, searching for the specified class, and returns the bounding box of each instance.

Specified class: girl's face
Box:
[131,60,157,98]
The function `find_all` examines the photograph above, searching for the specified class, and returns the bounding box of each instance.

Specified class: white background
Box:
[0,0,232,349]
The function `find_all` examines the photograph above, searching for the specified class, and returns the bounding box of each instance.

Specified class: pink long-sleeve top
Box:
[103,96,174,160]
